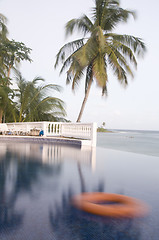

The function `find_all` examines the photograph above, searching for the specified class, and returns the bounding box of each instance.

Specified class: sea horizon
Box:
[108,128,159,133]
[97,129,159,157]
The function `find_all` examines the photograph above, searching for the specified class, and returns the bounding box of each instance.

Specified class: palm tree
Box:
[55,0,146,122]
[14,72,66,122]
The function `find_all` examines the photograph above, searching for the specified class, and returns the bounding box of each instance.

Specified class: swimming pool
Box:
[0,141,158,239]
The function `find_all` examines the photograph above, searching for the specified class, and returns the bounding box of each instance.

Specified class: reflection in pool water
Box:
[0,142,158,239]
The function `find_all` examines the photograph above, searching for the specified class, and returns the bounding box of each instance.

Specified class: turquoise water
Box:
[97,130,159,157]
[0,132,159,239]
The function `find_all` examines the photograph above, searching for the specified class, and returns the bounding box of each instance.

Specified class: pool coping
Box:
[0,135,92,148]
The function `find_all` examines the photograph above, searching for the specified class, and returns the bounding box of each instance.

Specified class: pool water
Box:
[0,142,159,240]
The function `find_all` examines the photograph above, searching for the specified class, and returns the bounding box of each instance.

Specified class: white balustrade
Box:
[44,122,97,146]
[4,121,97,146]
[44,122,62,136]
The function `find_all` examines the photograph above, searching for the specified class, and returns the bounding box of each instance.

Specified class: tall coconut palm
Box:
[14,72,66,122]
[55,0,146,122]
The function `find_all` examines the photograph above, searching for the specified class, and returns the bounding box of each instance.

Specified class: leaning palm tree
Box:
[14,72,66,122]
[55,0,146,122]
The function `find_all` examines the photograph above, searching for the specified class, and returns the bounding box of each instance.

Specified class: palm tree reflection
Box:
[0,154,23,232]
[49,148,142,240]
[0,147,62,234]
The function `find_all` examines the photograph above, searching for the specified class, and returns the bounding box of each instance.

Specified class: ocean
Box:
[97,130,159,157]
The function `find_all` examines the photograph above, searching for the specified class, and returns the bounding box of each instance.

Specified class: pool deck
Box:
[0,135,92,148]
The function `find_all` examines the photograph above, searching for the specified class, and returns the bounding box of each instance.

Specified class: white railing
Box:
[45,122,62,136]
[43,122,97,146]
[5,122,97,147]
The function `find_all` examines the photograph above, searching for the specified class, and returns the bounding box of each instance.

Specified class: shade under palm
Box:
[55,0,146,122]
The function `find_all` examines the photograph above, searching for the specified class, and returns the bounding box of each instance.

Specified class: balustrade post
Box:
[42,122,47,137]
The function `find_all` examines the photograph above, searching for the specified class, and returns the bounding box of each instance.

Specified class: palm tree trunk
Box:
[7,65,12,78]
[3,113,5,123]
[76,76,93,122]
[0,109,3,123]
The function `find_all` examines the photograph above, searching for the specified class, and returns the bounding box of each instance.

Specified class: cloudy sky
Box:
[1,0,159,130]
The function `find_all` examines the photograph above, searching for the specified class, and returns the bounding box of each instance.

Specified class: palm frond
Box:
[102,84,107,96]
[0,13,8,37]
[72,69,84,91]
[14,73,66,122]
[39,83,62,93]
[109,45,134,77]
[65,15,93,36]
[32,76,45,84]
[73,35,98,68]
[108,33,146,56]
[107,47,128,85]
[59,45,85,74]
[92,54,108,87]
[23,96,66,122]
[54,39,84,68]
[93,0,135,31]
[66,58,84,89]
[111,40,137,67]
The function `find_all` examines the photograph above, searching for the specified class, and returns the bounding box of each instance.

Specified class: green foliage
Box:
[0,38,32,79]
[0,78,15,122]
[55,0,146,121]
[14,72,66,122]
[3,39,32,66]
[0,12,32,81]
[97,127,107,132]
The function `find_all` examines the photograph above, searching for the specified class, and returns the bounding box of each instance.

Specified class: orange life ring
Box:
[72,192,149,218]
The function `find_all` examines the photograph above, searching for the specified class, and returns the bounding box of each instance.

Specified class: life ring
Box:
[72,192,149,218]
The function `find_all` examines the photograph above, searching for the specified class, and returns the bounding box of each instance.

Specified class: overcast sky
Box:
[0,0,159,130]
